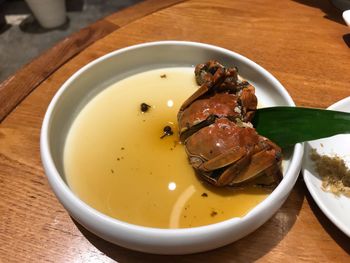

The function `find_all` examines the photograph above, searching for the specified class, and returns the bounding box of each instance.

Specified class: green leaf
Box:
[252,107,350,149]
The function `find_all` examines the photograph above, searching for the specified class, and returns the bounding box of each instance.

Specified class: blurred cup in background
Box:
[25,0,66,28]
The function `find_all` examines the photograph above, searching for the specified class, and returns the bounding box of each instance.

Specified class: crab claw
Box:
[240,84,257,122]
[194,60,225,85]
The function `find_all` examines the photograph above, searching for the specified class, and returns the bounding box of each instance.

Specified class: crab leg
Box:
[216,155,252,186]
[179,115,217,143]
[239,85,257,122]
[180,67,226,111]
[180,83,210,112]
[200,147,247,171]
[228,150,280,186]
[250,164,282,186]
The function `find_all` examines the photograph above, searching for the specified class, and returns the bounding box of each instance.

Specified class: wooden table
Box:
[1,0,349,261]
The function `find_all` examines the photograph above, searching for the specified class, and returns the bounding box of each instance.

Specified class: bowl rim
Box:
[40,40,304,238]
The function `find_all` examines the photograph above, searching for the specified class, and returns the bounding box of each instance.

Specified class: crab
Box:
[177,60,282,187]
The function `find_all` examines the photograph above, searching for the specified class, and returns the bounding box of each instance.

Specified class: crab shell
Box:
[178,82,257,143]
[185,118,282,187]
[178,92,241,142]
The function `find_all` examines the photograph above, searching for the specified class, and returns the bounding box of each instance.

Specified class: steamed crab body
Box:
[177,60,282,187]
[178,61,257,142]
[185,118,282,187]
[178,92,241,142]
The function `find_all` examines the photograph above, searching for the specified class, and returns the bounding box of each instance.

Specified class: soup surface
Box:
[64,67,271,228]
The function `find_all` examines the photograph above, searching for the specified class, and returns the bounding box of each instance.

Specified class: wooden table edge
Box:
[0,0,186,122]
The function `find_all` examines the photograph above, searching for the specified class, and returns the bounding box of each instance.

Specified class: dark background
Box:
[0,0,142,83]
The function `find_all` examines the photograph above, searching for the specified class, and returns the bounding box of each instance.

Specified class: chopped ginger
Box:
[310,149,350,197]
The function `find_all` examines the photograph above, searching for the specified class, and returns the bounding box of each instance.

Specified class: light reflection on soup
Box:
[64,67,271,228]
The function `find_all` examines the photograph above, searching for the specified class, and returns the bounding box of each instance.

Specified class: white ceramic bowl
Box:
[40,41,303,255]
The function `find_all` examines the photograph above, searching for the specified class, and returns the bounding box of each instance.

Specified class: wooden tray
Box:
[1,0,349,261]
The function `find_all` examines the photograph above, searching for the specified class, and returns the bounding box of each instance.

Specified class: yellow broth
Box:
[64,67,271,228]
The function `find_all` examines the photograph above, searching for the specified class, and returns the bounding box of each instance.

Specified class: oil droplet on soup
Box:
[64,67,271,229]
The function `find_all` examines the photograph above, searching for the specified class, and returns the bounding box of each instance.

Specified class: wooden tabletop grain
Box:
[1,0,350,262]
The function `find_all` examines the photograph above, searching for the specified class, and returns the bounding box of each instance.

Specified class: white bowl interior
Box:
[41,41,303,254]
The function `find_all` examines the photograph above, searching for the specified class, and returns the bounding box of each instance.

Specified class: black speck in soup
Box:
[210,210,218,217]
[160,125,174,139]
[140,103,151,112]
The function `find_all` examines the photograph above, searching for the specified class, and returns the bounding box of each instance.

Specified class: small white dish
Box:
[303,96,350,237]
